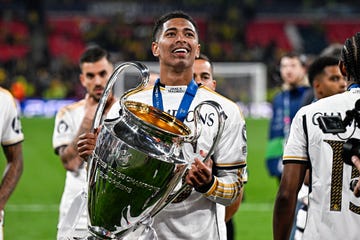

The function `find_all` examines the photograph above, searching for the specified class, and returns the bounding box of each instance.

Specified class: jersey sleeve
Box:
[283,107,308,164]
[1,90,24,146]
[52,107,77,152]
[203,104,247,205]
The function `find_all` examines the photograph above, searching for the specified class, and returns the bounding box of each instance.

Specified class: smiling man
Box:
[78,11,247,240]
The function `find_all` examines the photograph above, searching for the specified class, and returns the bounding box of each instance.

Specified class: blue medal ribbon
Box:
[152,78,198,122]
[347,83,360,90]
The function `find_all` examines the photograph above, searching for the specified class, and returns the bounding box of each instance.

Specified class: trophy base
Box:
[87,225,134,240]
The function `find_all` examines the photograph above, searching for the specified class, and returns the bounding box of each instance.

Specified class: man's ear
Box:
[152,42,159,57]
[79,74,86,87]
[195,44,200,58]
[313,79,320,90]
[339,61,347,77]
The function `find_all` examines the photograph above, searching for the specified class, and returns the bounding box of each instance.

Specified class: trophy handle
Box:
[149,100,226,218]
[186,100,226,162]
[92,61,149,130]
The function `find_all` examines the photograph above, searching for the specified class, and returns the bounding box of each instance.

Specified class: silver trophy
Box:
[87,62,225,239]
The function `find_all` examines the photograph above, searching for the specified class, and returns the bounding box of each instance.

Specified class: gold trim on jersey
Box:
[283,155,307,161]
[56,100,85,118]
[204,170,243,201]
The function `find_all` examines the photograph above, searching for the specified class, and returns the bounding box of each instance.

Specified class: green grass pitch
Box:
[0,117,277,239]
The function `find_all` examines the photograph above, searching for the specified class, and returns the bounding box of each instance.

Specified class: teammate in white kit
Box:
[193,53,244,240]
[0,87,24,240]
[52,46,115,239]
[273,32,360,240]
[78,11,247,239]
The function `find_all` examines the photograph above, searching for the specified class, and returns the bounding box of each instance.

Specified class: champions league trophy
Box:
[87,62,225,239]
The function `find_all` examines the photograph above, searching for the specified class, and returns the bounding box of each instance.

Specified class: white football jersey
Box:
[52,100,87,230]
[109,84,247,240]
[283,88,360,240]
[0,87,23,145]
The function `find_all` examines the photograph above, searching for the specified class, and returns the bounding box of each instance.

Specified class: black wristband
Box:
[195,175,215,193]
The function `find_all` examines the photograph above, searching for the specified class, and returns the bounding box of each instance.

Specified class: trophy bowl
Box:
[87,99,191,239]
[86,62,225,239]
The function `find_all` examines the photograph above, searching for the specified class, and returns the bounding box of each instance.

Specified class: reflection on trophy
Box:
[87,62,225,239]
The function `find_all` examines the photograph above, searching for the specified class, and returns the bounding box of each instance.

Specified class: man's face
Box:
[152,18,200,70]
[80,57,113,102]
[193,58,216,90]
[280,56,306,86]
[314,65,347,99]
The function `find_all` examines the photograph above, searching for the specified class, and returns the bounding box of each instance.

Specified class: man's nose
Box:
[94,75,103,84]
[176,33,186,42]
[194,75,200,83]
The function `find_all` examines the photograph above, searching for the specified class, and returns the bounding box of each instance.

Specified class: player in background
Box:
[0,87,24,240]
[273,32,360,240]
[52,46,115,239]
[194,53,245,240]
[293,55,346,239]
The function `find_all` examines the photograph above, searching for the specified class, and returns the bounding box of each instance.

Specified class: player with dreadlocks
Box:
[273,32,360,240]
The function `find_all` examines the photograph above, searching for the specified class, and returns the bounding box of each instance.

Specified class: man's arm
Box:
[0,143,23,211]
[225,187,243,222]
[186,155,244,206]
[273,163,307,240]
[351,155,360,197]
[57,93,114,172]
[57,115,94,172]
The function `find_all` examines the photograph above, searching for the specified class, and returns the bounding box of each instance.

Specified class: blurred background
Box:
[2,1,360,239]
[2,0,360,117]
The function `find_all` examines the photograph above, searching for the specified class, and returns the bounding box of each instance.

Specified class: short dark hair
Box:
[152,10,199,42]
[307,56,339,86]
[79,45,110,69]
[196,53,214,73]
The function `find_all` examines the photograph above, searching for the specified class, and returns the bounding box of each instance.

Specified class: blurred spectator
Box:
[265,52,310,182]
[43,77,68,99]
[1,1,360,101]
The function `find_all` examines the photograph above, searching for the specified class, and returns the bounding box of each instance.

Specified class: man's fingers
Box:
[352,156,360,170]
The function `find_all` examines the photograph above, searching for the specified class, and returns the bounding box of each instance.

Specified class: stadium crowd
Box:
[1,0,360,101]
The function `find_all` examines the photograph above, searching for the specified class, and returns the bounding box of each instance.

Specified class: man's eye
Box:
[100,71,107,78]
[166,32,175,37]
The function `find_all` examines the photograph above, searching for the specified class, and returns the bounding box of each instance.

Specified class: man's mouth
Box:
[94,88,104,95]
[173,48,189,54]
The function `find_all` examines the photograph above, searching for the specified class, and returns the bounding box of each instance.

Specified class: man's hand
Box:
[185,150,214,192]
[351,155,360,197]
[77,130,98,161]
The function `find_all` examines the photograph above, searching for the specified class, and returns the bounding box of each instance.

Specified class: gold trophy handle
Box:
[92,61,149,130]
